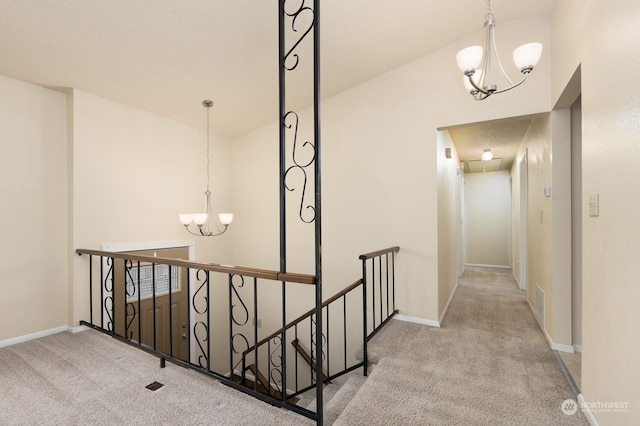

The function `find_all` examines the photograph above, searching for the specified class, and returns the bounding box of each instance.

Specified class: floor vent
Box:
[535,284,545,327]
[145,381,164,391]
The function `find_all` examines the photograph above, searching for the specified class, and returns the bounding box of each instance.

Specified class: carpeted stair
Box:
[295,373,367,425]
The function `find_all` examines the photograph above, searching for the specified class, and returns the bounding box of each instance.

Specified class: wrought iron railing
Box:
[238,246,400,417]
[76,246,399,424]
[75,248,317,418]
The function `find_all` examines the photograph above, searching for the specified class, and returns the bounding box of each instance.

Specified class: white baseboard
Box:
[394,315,440,328]
[71,325,89,334]
[438,284,458,325]
[527,300,575,353]
[0,325,71,349]
[578,394,600,426]
[465,263,511,269]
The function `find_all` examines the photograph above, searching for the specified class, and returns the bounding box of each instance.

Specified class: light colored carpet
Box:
[0,266,588,425]
[336,266,589,425]
[0,330,313,426]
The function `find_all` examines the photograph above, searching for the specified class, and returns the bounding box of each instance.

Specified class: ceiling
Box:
[447,116,539,173]
[0,0,553,139]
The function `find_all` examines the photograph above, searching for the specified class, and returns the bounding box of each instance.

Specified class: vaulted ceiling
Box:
[0,0,553,139]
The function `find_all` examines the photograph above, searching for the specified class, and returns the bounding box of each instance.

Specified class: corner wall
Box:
[552,1,640,423]
[0,75,68,341]
[437,130,460,320]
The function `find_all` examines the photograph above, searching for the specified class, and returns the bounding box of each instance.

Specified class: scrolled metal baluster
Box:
[283,110,316,223]
[229,275,249,326]
[193,322,209,369]
[282,0,315,71]
[309,314,327,383]
[103,258,114,332]
[269,334,283,395]
[192,270,210,368]
[124,260,137,340]
[193,269,209,314]
[229,274,250,377]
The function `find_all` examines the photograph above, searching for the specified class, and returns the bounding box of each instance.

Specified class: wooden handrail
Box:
[291,339,332,384]
[242,279,363,357]
[358,246,400,260]
[75,248,316,285]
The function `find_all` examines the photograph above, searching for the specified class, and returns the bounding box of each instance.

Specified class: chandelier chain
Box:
[205,101,211,193]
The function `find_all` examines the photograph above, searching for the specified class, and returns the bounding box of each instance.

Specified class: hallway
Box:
[336,266,589,425]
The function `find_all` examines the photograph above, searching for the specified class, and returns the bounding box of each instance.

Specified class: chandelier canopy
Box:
[456,0,542,101]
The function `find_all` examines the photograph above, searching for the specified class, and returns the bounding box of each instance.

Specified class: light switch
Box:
[589,193,600,217]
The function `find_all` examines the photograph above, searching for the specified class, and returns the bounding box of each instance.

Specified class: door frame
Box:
[101,240,196,360]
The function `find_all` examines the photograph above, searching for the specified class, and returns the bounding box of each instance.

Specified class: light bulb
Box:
[513,42,543,73]
[456,46,483,72]
[178,214,193,225]
[193,213,208,226]
[218,213,234,226]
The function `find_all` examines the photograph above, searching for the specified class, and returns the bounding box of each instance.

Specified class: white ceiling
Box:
[0,0,553,139]
[447,115,541,173]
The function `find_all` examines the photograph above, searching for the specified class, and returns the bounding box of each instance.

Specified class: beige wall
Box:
[552,1,640,423]
[464,170,512,268]
[0,75,68,341]
[70,90,234,327]
[512,116,553,331]
[436,130,460,320]
[232,15,551,323]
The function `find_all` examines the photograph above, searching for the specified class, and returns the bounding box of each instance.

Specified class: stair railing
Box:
[360,246,400,375]
[240,246,400,411]
[75,248,317,419]
[76,246,399,423]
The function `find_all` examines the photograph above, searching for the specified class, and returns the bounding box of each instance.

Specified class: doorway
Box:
[113,246,190,361]
[518,151,528,291]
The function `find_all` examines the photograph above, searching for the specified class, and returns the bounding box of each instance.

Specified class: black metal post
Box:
[137,261,141,345]
[168,265,173,357]
[89,255,93,325]
[152,263,157,350]
[361,261,368,377]
[313,0,323,421]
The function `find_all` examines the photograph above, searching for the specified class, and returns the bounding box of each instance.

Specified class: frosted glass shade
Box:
[193,213,208,226]
[178,214,193,225]
[481,149,493,161]
[513,42,543,71]
[218,213,234,225]
[456,46,483,72]
[463,70,483,92]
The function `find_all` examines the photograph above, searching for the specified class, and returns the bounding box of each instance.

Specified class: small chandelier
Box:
[178,100,233,236]
[456,0,542,101]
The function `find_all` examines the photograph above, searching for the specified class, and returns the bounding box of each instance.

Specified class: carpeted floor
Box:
[0,266,588,425]
[0,330,313,426]
[336,266,589,425]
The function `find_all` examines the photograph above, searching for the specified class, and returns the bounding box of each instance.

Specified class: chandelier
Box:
[178,100,233,236]
[456,0,542,101]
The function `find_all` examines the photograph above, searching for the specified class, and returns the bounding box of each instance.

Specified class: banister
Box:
[358,246,400,260]
[242,279,363,357]
[75,248,316,285]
